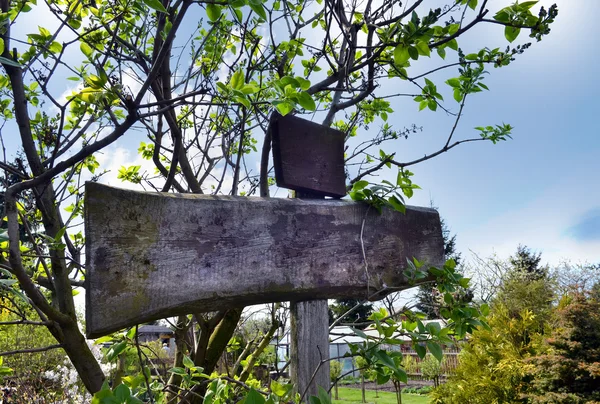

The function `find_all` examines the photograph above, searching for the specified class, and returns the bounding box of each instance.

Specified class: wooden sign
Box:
[270,112,346,198]
[84,182,443,338]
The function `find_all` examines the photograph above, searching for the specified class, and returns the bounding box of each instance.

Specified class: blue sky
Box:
[83,0,600,266]
[402,0,600,265]
[4,0,597,269]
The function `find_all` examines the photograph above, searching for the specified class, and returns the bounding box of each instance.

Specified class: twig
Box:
[0,344,62,357]
[135,325,155,404]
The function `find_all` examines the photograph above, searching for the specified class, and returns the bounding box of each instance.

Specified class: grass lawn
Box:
[332,387,429,404]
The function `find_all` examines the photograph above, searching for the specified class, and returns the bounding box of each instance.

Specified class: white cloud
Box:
[459,158,600,266]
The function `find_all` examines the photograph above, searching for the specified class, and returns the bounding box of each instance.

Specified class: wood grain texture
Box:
[291,300,330,402]
[85,183,443,337]
[270,112,346,198]
[291,191,330,402]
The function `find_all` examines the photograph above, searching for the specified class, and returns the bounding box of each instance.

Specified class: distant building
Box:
[137,324,175,352]
[272,320,457,379]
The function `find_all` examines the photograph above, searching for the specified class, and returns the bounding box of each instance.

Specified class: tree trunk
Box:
[188,308,243,404]
[165,316,190,403]
[393,381,402,404]
[113,355,126,387]
[239,317,278,382]
[361,374,366,403]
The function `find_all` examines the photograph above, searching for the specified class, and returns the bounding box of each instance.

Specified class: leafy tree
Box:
[0,0,558,398]
[430,304,545,404]
[420,354,444,388]
[496,246,554,332]
[510,244,545,280]
[329,298,374,329]
[524,291,600,404]
[430,248,555,404]
[416,215,463,318]
[330,360,342,400]
[354,356,369,404]
[0,301,66,401]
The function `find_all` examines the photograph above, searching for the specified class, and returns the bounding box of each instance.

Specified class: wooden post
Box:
[291,299,329,401]
[291,191,330,402]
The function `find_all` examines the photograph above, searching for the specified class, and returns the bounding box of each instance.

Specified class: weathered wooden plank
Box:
[271,112,346,198]
[291,300,330,402]
[291,191,330,402]
[85,182,443,338]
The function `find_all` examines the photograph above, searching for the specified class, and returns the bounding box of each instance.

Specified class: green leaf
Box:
[296,77,311,91]
[49,41,62,54]
[446,78,460,88]
[393,44,410,66]
[230,70,245,90]
[142,0,167,13]
[279,76,300,88]
[453,88,462,102]
[244,388,266,404]
[426,322,441,336]
[234,95,251,108]
[447,38,458,51]
[351,327,368,339]
[0,38,4,55]
[518,1,538,10]
[241,84,259,94]
[183,355,195,369]
[273,101,294,116]
[126,327,136,340]
[106,341,128,361]
[447,23,460,35]
[317,386,330,404]
[388,195,406,214]
[468,0,477,10]
[394,367,408,383]
[80,42,93,59]
[415,41,430,57]
[0,56,21,68]
[374,350,397,371]
[414,344,426,359]
[494,9,510,23]
[114,384,131,401]
[216,81,228,94]
[270,380,291,397]
[169,367,187,375]
[296,91,316,111]
[249,2,267,20]
[426,341,443,362]
[480,303,490,316]
[419,100,427,111]
[91,389,116,404]
[504,26,520,43]
[233,7,243,21]
[436,47,446,59]
[376,372,391,384]
[206,4,221,21]
[352,180,369,191]
[408,46,419,60]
